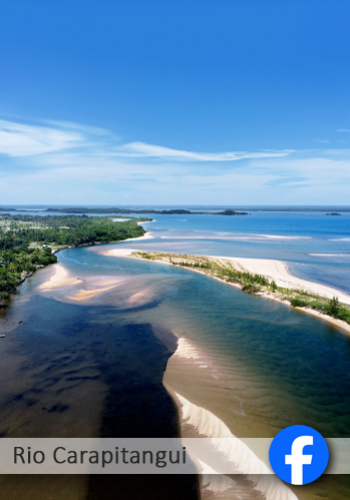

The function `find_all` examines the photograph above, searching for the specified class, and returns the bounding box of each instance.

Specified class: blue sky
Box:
[0,0,350,205]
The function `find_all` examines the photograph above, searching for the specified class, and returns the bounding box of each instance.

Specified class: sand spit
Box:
[40,264,124,302]
[67,283,120,302]
[213,256,350,305]
[163,336,303,499]
[123,231,154,243]
[103,250,350,335]
[39,265,83,290]
[102,248,135,258]
[171,391,297,500]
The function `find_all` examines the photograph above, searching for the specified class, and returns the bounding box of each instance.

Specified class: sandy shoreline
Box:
[212,255,350,305]
[163,340,299,499]
[121,232,154,243]
[102,248,350,335]
[39,264,83,289]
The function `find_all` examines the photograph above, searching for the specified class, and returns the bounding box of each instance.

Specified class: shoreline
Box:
[101,248,350,336]
[0,228,150,306]
[162,338,299,499]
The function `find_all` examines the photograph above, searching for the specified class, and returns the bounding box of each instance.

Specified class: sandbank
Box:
[67,284,118,302]
[212,255,350,305]
[102,248,135,257]
[39,265,83,290]
[122,231,154,243]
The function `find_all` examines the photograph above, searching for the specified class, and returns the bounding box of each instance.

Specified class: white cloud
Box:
[337,129,350,133]
[1,116,350,204]
[0,119,82,157]
[44,119,113,137]
[115,141,293,161]
[0,118,293,163]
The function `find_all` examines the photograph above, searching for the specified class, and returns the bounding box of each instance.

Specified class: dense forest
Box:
[0,214,146,301]
[46,207,198,215]
[47,207,247,215]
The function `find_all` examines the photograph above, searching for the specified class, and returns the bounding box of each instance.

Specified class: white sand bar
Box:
[40,264,83,290]
[102,248,135,257]
[214,256,350,305]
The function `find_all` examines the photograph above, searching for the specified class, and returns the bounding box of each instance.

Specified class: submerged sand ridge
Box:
[38,261,165,310]
[39,264,123,301]
[39,264,83,290]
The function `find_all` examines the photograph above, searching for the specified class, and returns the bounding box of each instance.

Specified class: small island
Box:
[326,212,341,216]
[1,207,248,216]
[214,209,248,216]
[45,207,197,215]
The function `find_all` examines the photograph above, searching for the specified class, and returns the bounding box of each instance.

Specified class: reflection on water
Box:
[0,242,350,499]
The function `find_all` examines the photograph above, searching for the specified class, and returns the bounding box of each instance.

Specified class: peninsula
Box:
[104,249,350,334]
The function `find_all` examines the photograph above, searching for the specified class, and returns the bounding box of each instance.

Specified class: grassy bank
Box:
[133,251,350,325]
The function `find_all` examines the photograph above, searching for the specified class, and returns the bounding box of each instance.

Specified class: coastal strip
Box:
[0,214,147,304]
[102,248,350,335]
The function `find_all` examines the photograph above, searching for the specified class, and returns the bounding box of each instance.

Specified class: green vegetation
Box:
[0,206,248,215]
[0,214,146,301]
[270,280,278,292]
[133,251,350,327]
[45,207,197,215]
[242,283,261,293]
[214,209,248,216]
[290,297,309,308]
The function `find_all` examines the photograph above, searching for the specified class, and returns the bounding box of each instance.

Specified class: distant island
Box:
[1,206,348,215]
[214,209,248,216]
[44,207,248,216]
[0,214,146,302]
[45,207,199,215]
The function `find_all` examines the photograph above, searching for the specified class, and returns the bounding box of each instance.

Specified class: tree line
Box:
[0,215,145,300]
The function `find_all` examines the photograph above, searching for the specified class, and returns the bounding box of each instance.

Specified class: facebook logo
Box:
[269,425,329,485]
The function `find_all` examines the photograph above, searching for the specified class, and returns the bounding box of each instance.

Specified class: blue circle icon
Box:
[269,425,329,485]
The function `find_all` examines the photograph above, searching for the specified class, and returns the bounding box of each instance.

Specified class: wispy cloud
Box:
[337,129,350,133]
[0,117,349,205]
[0,119,82,157]
[0,118,292,163]
[115,141,293,162]
[44,119,115,137]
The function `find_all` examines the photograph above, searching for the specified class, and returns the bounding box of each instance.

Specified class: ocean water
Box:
[110,211,350,293]
[0,210,350,499]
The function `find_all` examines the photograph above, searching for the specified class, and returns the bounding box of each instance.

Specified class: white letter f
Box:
[285,435,313,485]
